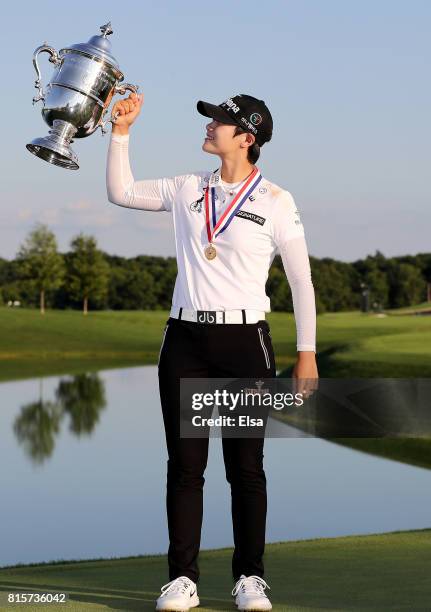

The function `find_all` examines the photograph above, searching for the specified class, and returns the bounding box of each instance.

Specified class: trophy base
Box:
[26,120,79,170]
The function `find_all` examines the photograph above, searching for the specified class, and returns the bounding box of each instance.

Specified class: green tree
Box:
[67,233,109,314]
[365,267,389,310]
[16,223,65,314]
[266,266,292,311]
[388,262,426,308]
[108,264,157,310]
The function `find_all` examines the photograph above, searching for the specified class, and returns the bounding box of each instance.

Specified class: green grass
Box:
[0,308,169,382]
[1,306,430,382]
[1,528,430,611]
[278,310,431,377]
[329,437,431,471]
[1,310,430,609]
[385,301,431,314]
[272,404,431,469]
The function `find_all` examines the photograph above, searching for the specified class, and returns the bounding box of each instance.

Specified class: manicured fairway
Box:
[1,307,430,382]
[1,528,430,610]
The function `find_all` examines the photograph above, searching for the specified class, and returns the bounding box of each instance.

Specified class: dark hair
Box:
[233,125,261,164]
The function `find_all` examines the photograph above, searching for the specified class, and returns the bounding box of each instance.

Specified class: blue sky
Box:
[2,0,430,262]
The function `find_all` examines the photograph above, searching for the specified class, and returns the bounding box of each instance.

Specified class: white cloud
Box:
[17,208,33,220]
[11,199,118,230]
[64,199,92,212]
[40,208,60,225]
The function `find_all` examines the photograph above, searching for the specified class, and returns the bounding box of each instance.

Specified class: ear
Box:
[240,132,256,148]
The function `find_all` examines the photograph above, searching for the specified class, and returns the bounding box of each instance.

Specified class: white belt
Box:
[169,306,266,324]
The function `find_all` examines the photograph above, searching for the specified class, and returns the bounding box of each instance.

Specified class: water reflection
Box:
[56,374,106,435]
[13,374,106,465]
[1,366,431,569]
[14,392,62,464]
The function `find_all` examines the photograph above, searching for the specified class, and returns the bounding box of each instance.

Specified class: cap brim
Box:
[196,100,239,125]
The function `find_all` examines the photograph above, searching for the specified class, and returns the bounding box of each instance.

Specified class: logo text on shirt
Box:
[235,210,266,226]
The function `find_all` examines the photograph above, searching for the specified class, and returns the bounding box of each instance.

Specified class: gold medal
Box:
[204,244,217,260]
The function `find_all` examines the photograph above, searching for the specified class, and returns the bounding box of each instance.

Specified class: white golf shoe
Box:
[232,574,272,611]
[155,575,199,611]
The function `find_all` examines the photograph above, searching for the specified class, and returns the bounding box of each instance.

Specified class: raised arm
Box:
[105,92,191,211]
[106,132,169,211]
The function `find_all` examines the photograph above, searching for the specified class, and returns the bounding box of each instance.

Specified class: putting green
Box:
[1,528,431,610]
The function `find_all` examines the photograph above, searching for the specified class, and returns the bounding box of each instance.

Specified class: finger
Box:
[297,378,309,397]
[305,380,317,398]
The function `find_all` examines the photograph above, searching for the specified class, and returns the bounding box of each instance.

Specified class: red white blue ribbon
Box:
[204,167,262,243]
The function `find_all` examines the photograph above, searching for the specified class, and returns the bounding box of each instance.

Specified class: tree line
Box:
[0,223,430,314]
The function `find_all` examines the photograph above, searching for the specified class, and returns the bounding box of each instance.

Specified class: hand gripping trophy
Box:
[26,22,138,170]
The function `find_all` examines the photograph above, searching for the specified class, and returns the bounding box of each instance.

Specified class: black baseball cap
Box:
[197,94,273,147]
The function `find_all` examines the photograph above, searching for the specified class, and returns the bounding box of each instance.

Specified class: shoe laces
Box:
[232,575,271,597]
[160,576,194,596]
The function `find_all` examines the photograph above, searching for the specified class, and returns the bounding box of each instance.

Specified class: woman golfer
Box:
[106,91,318,611]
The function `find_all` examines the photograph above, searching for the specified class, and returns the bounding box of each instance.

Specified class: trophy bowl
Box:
[26,22,138,170]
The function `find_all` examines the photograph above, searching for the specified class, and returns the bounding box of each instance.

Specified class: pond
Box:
[1,366,431,568]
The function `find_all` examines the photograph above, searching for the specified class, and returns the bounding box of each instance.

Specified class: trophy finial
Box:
[100,22,113,38]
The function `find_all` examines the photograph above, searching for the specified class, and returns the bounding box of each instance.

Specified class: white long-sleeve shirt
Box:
[106,133,316,352]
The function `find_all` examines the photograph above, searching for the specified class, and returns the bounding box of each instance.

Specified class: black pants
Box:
[157,315,276,584]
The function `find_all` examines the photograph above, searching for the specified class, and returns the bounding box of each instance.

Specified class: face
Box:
[202,119,254,157]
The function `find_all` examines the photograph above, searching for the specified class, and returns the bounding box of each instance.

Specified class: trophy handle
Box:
[32,43,61,105]
[99,82,140,135]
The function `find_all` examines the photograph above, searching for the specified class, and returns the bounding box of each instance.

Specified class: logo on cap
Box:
[241,117,257,134]
[222,98,240,113]
[250,113,263,126]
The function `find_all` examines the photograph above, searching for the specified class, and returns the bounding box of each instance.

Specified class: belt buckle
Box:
[197,310,218,324]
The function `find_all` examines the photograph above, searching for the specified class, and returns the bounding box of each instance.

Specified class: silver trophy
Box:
[26,22,138,170]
